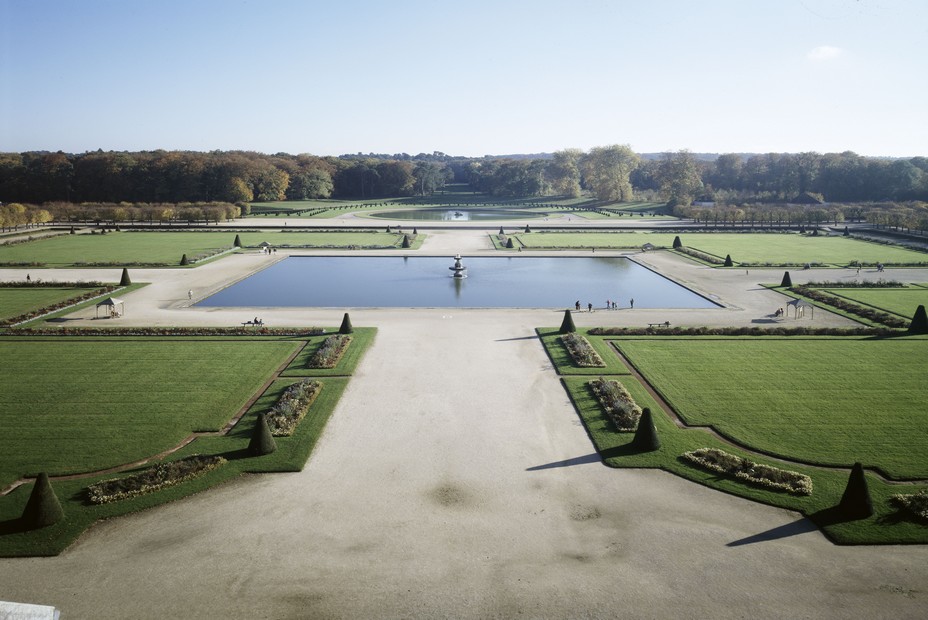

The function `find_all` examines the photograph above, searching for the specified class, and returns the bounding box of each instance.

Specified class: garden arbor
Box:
[786,298,813,319]
[95,297,126,319]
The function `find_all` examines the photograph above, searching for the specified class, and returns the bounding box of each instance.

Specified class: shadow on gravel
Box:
[526,453,602,471]
[727,518,819,546]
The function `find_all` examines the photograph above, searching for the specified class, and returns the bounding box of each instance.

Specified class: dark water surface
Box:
[197,256,718,309]
[368,208,541,221]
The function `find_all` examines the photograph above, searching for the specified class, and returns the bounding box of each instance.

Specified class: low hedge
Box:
[85,455,226,504]
[587,326,890,337]
[589,377,641,431]
[266,379,322,436]
[682,448,813,495]
[9,326,326,336]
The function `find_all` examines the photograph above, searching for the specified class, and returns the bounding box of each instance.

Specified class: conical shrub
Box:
[559,309,576,334]
[21,472,64,528]
[412,227,418,235]
[506,237,514,249]
[386,226,391,233]
[837,462,873,519]
[339,312,353,334]
[119,268,131,286]
[402,234,411,248]
[631,407,660,451]
[843,226,849,237]
[524,224,531,233]
[248,413,277,456]
[499,226,505,235]
[672,235,682,249]
[180,253,189,266]
[908,304,928,334]
[233,234,242,248]
[724,254,733,267]
[780,271,792,287]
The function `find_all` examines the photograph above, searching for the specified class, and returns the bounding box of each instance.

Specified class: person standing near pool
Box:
[630,298,634,309]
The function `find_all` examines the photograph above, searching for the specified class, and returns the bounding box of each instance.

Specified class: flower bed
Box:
[560,332,605,367]
[308,334,351,368]
[266,379,322,436]
[890,489,928,522]
[675,247,725,265]
[85,455,226,504]
[589,377,641,431]
[682,448,813,495]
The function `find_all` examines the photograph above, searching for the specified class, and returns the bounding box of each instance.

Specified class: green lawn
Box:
[613,336,928,479]
[512,231,928,266]
[822,287,928,319]
[0,232,235,267]
[235,230,408,248]
[0,287,100,321]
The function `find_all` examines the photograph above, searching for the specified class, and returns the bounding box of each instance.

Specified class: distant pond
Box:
[197,256,718,309]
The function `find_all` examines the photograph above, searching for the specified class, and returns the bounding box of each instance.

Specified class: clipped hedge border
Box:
[560,332,605,367]
[890,490,928,522]
[86,455,226,504]
[683,448,813,495]
[266,379,322,436]
[589,377,641,431]
[8,326,327,336]
[587,326,890,337]
[308,334,351,368]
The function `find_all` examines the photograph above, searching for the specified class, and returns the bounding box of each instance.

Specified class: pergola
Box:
[95,297,125,319]
[787,298,814,319]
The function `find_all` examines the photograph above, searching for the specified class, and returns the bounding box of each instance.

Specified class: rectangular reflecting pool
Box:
[196,256,718,309]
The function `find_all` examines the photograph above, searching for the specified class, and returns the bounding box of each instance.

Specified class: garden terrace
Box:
[0,284,118,326]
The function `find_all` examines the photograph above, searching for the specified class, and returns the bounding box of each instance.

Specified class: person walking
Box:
[588,302,593,313]
[630,298,634,309]
[188,290,193,300]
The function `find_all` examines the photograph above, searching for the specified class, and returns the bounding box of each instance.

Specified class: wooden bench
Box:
[647,322,671,328]
[241,320,264,327]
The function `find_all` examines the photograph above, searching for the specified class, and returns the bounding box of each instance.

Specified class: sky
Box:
[1,0,926,157]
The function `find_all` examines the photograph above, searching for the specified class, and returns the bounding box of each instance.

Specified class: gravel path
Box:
[1,228,926,618]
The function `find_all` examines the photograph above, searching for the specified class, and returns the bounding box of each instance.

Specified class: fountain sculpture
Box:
[449,254,467,278]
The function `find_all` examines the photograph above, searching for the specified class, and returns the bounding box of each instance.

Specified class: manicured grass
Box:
[0,329,375,556]
[612,336,928,480]
[0,231,235,267]
[280,327,376,377]
[539,330,928,544]
[537,328,631,375]
[515,231,666,249]
[822,287,928,319]
[0,287,99,321]
[0,338,300,489]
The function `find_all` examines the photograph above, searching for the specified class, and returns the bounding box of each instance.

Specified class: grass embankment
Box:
[0,231,235,267]
[0,287,101,322]
[0,329,375,556]
[540,328,928,544]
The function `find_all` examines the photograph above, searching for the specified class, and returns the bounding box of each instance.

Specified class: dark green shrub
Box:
[843,226,849,236]
[631,407,660,451]
[233,234,242,247]
[401,234,410,248]
[248,413,277,456]
[21,472,64,529]
[69,226,75,234]
[506,238,514,249]
[724,254,733,267]
[781,271,792,287]
[672,235,682,249]
[386,226,391,233]
[837,462,873,519]
[119,268,131,286]
[559,309,576,334]
[413,227,418,235]
[180,253,189,266]
[524,225,531,233]
[909,305,928,334]
[339,312,353,334]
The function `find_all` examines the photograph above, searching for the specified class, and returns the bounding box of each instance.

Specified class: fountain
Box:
[449,254,467,278]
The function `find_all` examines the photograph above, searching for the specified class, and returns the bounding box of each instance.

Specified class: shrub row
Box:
[560,332,605,367]
[9,326,327,336]
[792,286,909,328]
[802,280,905,288]
[589,377,642,431]
[308,334,351,368]
[890,489,928,522]
[587,326,890,337]
[0,280,107,288]
[0,286,118,327]
[85,455,226,504]
[682,448,813,495]
[266,379,322,436]
[674,247,724,265]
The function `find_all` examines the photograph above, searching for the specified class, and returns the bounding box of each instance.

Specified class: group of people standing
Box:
[574,298,634,312]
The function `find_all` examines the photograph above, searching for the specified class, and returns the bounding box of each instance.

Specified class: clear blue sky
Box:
[1,0,925,157]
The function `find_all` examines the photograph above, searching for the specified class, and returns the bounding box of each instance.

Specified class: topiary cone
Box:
[837,462,873,519]
[506,237,514,249]
[672,235,682,249]
[180,253,189,266]
[780,271,792,287]
[412,227,418,235]
[631,407,660,451]
[402,234,411,248]
[559,309,576,334]
[339,312,353,334]
[248,413,277,456]
[524,224,531,233]
[499,226,505,235]
[724,254,733,267]
[908,305,928,334]
[119,267,131,286]
[233,233,242,248]
[21,472,64,528]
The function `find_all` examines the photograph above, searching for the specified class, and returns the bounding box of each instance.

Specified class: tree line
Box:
[2,147,926,208]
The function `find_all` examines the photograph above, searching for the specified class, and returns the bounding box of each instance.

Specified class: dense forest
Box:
[1,147,927,210]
